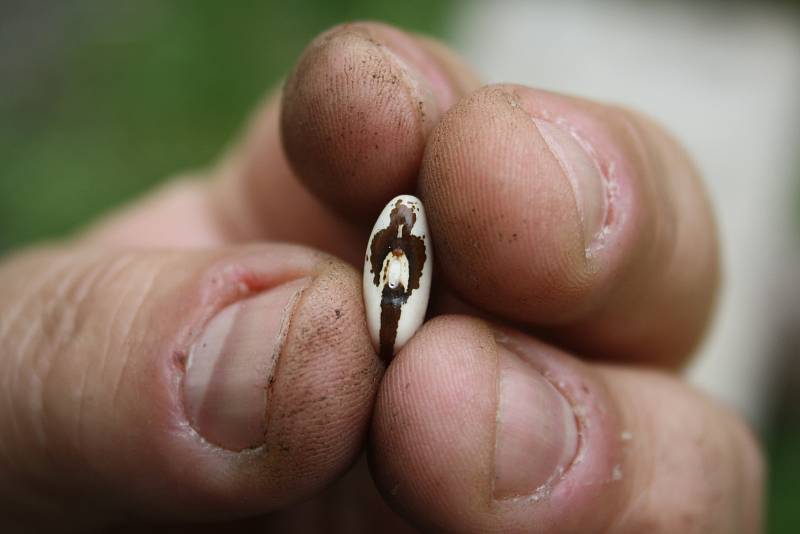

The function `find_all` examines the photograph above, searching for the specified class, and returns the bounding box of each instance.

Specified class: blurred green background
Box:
[0,1,797,532]
[0,0,449,250]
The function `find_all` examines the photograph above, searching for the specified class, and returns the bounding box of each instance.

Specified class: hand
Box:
[0,22,762,533]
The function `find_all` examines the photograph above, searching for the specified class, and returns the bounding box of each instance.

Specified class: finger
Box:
[277,22,480,223]
[259,456,414,533]
[419,85,719,366]
[0,243,381,529]
[369,317,763,533]
[82,177,228,249]
[215,21,478,260]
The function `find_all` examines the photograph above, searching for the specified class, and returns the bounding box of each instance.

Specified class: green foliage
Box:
[768,425,800,533]
[0,0,449,250]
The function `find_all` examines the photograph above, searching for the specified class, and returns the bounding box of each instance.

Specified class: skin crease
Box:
[0,21,762,534]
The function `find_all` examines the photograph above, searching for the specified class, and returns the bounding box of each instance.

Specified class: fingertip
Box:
[369,319,627,532]
[369,316,498,530]
[420,83,719,365]
[421,85,592,321]
[171,249,382,515]
[280,22,477,221]
[253,255,383,492]
[2,245,382,524]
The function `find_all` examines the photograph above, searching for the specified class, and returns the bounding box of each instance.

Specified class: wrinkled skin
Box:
[0,22,761,534]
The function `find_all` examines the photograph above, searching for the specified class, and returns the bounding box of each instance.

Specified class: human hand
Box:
[0,22,762,533]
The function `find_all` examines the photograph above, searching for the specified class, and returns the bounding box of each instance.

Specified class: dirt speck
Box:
[173,350,188,370]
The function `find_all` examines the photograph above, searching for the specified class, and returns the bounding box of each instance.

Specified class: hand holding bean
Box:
[0,22,761,533]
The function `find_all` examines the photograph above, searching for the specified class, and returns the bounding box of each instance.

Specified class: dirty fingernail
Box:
[533,118,608,249]
[494,340,579,498]
[183,278,309,451]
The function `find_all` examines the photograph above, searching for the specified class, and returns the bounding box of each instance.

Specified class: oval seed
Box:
[363,195,432,361]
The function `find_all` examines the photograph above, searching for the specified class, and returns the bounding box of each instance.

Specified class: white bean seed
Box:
[363,195,432,361]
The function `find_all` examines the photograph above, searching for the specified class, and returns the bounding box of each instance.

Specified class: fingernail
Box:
[533,118,608,248]
[494,339,579,498]
[183,278,310,451]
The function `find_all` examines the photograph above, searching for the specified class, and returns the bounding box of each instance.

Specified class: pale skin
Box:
[0,22,762,533]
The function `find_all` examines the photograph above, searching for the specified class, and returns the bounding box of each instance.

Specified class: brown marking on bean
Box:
[379,298,403,361]
[368,199,427,361]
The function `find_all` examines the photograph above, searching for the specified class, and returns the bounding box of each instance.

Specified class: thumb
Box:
[0,243,380,529]
[370,317,763,533]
